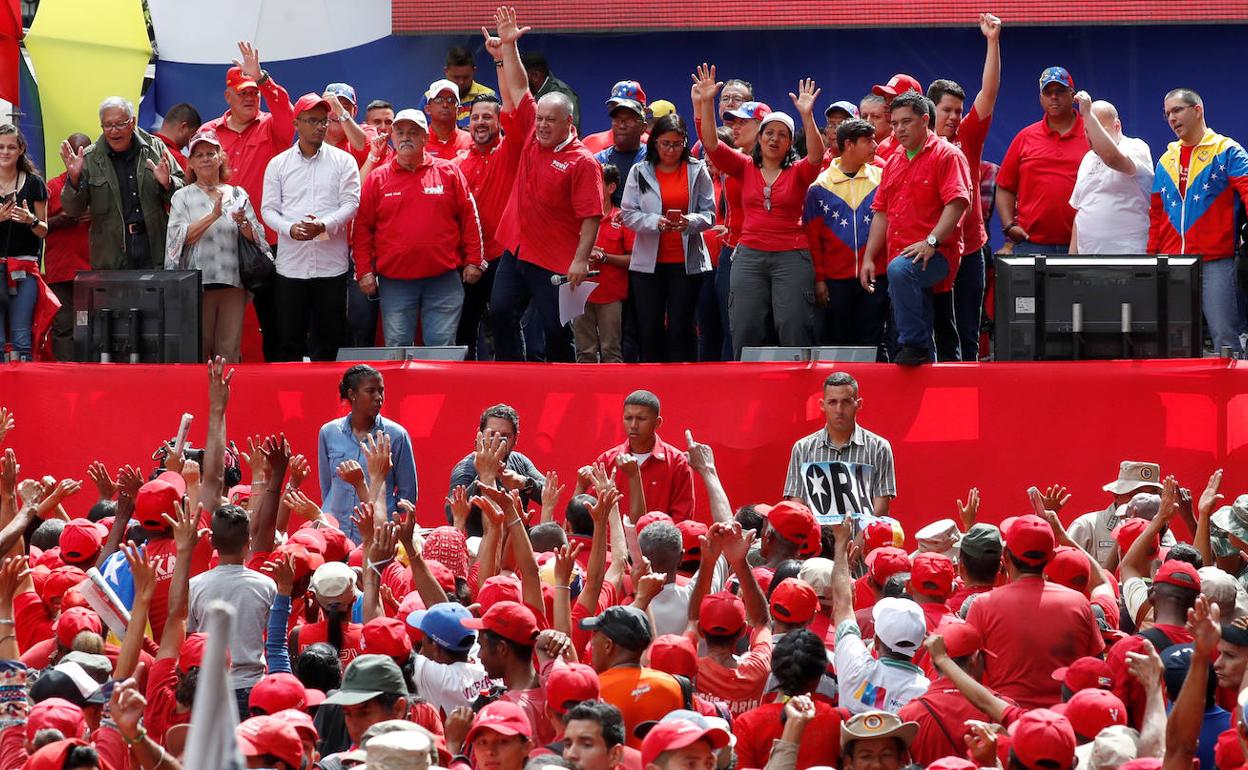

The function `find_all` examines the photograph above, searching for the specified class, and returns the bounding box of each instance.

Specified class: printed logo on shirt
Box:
[630,683,652,700]
[550,159,570,172]
[384,192,402,198]
[852,679,889,709]
[424,185,445,195]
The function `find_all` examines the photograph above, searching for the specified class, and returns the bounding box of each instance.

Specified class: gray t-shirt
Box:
[189,564,278,689]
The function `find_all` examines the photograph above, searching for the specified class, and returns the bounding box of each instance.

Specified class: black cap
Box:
[30,670,91,707]
[579,605,652,651]
[1223,615,1248,647]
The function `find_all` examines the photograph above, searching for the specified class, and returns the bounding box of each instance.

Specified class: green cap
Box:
[958,523,1003,561]
[321,654,408,706]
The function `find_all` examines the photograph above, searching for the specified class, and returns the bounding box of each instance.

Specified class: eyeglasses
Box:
[763,185,772,212]
[657,140,685,150]
[429,96,457,106]
[299,117,330,127]
[1164,104,1194,119]
[100,121,131,132]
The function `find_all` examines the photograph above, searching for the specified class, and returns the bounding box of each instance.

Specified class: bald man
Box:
[1069,93,1154,253]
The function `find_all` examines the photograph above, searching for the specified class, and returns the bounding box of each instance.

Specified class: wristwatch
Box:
[925,234,939,248]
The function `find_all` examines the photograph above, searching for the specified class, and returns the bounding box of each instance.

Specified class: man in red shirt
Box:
[152,103,202,173]
[199,41,294,361]
[352,108,484,349]
[423,79,474,161]
[490,9,603,363]
[996,66,1090,253]
[43,133,91,362]
[927,13,1002,362]
[454,15,534,360]
[860,91,972,366]
[966,515,1105,709]
[593,390,695,522]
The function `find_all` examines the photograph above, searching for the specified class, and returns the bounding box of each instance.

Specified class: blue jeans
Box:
[886,252,950,355]
[822,276,890,355]
[490,251,573,362]
[954,246,988,361]
[378,270,464,346]
[0,273,38,360]
[1203,256,1245,356]
[1015,241,1069,255]
[715,247,734,360]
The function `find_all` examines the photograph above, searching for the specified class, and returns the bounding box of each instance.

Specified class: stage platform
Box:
[0,359,1240,536]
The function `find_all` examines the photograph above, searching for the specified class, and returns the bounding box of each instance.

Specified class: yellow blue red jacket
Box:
[804,160,882,280]
[1148,128,1248,259]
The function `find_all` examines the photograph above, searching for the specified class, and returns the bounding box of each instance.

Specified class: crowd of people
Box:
[0,359,1241,770]
[0,7,1243,364]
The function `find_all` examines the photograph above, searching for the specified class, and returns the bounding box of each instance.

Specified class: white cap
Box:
[871,597,926,658]
[311,561,359,600]
[797,557,835,598]
[366,730,432,770]
[914,518,962,560]
[1087,724,1139,770]
[393,108,428,132]
[758,111,796,135]
[424,78,460,104]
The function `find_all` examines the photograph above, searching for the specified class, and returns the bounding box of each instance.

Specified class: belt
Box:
[125,222,146,235]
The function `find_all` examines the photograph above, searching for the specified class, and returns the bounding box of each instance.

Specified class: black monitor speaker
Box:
[73,270,202,363]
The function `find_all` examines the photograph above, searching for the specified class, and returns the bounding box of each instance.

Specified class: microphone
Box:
[550,271,601,286]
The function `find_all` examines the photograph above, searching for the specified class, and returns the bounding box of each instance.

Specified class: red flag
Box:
[0,0,20,105]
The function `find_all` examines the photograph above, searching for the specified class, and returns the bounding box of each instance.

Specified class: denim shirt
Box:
[317,414,419,538]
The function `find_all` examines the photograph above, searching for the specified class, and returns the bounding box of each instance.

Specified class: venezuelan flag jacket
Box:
[804,161,882,280]
[1148,128,1248,259]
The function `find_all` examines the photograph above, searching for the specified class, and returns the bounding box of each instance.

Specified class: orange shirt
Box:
[656,164,690,264]
[598,666,685,749]
[694,626,773,717]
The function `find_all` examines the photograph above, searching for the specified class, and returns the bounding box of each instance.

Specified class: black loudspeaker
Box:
[73,270,203,363]
[994,255,1202,361]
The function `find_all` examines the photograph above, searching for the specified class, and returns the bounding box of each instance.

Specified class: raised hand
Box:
[110,666,148,739]
[1124,638,1163,691]
[395,499,418,553]
[473,430,508,483]
[1188,594,1221,657]
[615,453,639,480]
[494,5,530,45]
[0,555,29,605]
[473,494,506,530]
[165,500,207,553]
[446,485,471,530]
[789,78,821,117]
[180,459,201,489]
[963,721,1004,769]
[923,633,948,662]
[1040,484,1071,514]
[957,487,980,530]
[240,436,270,484]
[444,706,474,756]
[719,521,752,564]
[1199,469,1225,519]
[1074,90,1093,116]
[282,489,322,521]
[635,570,667,605]
[684,429,715,475]
[0,407,12,445]
[1158,475,1181,523]
[553,541,583,586]
[337,460,366,488]
[288,454,310,489]
[541,470,564,511]
[363,431,392,480]
[145,155,172,189]
[59,140,85,182]
[232,41,263,81]
[38,479,82,518]
[351,502,377,547]
[576,464,596,491]
[0,449,17,498]
[589,462,615,497]
[261,433,291,478]
[369,522,400,566]
[783,694,816,724]
[979,12,1002,40]
[261,552,296,596]
[116,464,143,501]
[207,355,234,408]
[590,487,621,527]
[691,63,722,103]
[86,461,116,500]
[120,541,156,600]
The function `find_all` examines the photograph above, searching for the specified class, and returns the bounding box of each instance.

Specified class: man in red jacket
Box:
[593,390,695,522]
[353,109,484,347]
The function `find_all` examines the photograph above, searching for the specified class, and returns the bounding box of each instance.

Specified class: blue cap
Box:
[407,602,476,652]
[824,100,859,119]
[1039,67,1074,91]
[325,82,357,105]
[722,101,772,122]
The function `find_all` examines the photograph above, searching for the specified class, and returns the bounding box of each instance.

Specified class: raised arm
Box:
[1166,597,1217,770]
[830,518,855,626]
[159,501,201,661]
[200,357,233,512]
[685,430,733,524]
[399,500,452,608]
[114,542,155,679]
[1074,92,1137,175]
[723,525,766,627]
[253,434,291,556]
[972,14,1002,119]
[789,78,825,166]
[577,475,620,615]
[924,634,1010,723]
[480,485,544,617]
[1120,475,1179,582]
[692,64,723,155]
[1195,469,1224,568]
[484,6,530,110]
[684,524,724,637]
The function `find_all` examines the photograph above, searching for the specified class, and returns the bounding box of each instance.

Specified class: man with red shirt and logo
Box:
[423,79,474,161]
[199,41,293,361]
[871,74,922,158]
[927,13,1002,362]
[860,91,972,366]
[966,515,1104,709]
[593,390,694,522]
[353,108,484,349]
[491,16,604,362]
[43,133,91,362]
[996,66,1090,254]
[454,11,535,360]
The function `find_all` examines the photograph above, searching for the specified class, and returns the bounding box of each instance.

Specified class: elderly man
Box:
[1069,93,1154,254]
[1068,461,1164,567]
[490,29,604,362]
[261,94,360,362]
[352,107,484,348]
[60,96,183,269]
[423,78,474,160]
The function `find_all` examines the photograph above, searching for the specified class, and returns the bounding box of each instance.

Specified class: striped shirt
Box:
[783,424,897,500]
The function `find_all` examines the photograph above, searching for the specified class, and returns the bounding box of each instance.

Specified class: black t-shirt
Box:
[0,172,48,258]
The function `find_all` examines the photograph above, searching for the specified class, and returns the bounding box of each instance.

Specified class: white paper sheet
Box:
[558,281,598,325]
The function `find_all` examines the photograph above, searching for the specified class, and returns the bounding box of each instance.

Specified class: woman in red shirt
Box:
[693,64,826,359]
[620,114,716,362]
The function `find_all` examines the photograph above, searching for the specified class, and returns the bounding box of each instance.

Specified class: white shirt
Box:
[261,142,361,279]
[1069,136,1154,254]
[834,620,928,714]
[410,654,492,714]
[649,557,729,637]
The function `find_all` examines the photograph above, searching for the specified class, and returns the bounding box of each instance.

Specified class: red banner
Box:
[0,360,1241,538]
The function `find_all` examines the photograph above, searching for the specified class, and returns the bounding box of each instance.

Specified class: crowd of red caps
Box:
[0,363,1241,770]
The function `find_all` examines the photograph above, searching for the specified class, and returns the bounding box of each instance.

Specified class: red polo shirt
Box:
[153,132,189,173]
[353,153,484,281]
[706,143,819,252]
[502,119,604,275]
[872,131,972,273]
[997,112,1090,246]
[898,677,1002,764]
[733,700,844,770]
[594,435,695,522]
[425,126,474,161]
[454,92,535,261]
[43,174,90,284]
[200,78,295,244]
[954,105,992,256]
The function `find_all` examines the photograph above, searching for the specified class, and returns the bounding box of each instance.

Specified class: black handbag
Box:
[237,229,275,292]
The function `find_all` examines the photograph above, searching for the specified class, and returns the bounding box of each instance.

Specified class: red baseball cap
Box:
[770,578,818,625]
[640,718,730,768]
[40,566,86,606]
[752,566,775,594]
[228,484,252,505]
[1154,560,1201,591]
[762,501,821,556]
[699,591,746,636]
[363,616,413,660]
[225,66,259,92]
[236,715,303,770]
[1063,688,1127,739]
[1008,709,1076,770]
[26,698,86,742]
[867,546,911,585]
[134,471,186,530]
[59,520,103,563]
[476,574,523,610]
[26,739,85,770]
[911,553,955,598]
[1216,728,1245,770]
[275,543,326,583]
[270,708,319,743]
[864,518,904,551]
[289,528,328,555]
[872,73,923,98]
[425,559,457,593]
[249,673,309,715]
[1044,546,1091,594]
[178,632,229,674]
[461,600,540,646]
[935,621,992,659]
[546,662,600,713]
[348,546,365,569]
[466,700,532,746]
[928,759,977,770]
[677,521,708,556]
[637,511,674,533]
[315,525,352,563]
[293,92,332,117]
[1112,518,1156,556]
[55,607,102,649]
[648,634,698,679]
[1004,515,1055,566]
[1051,656,1114,693]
